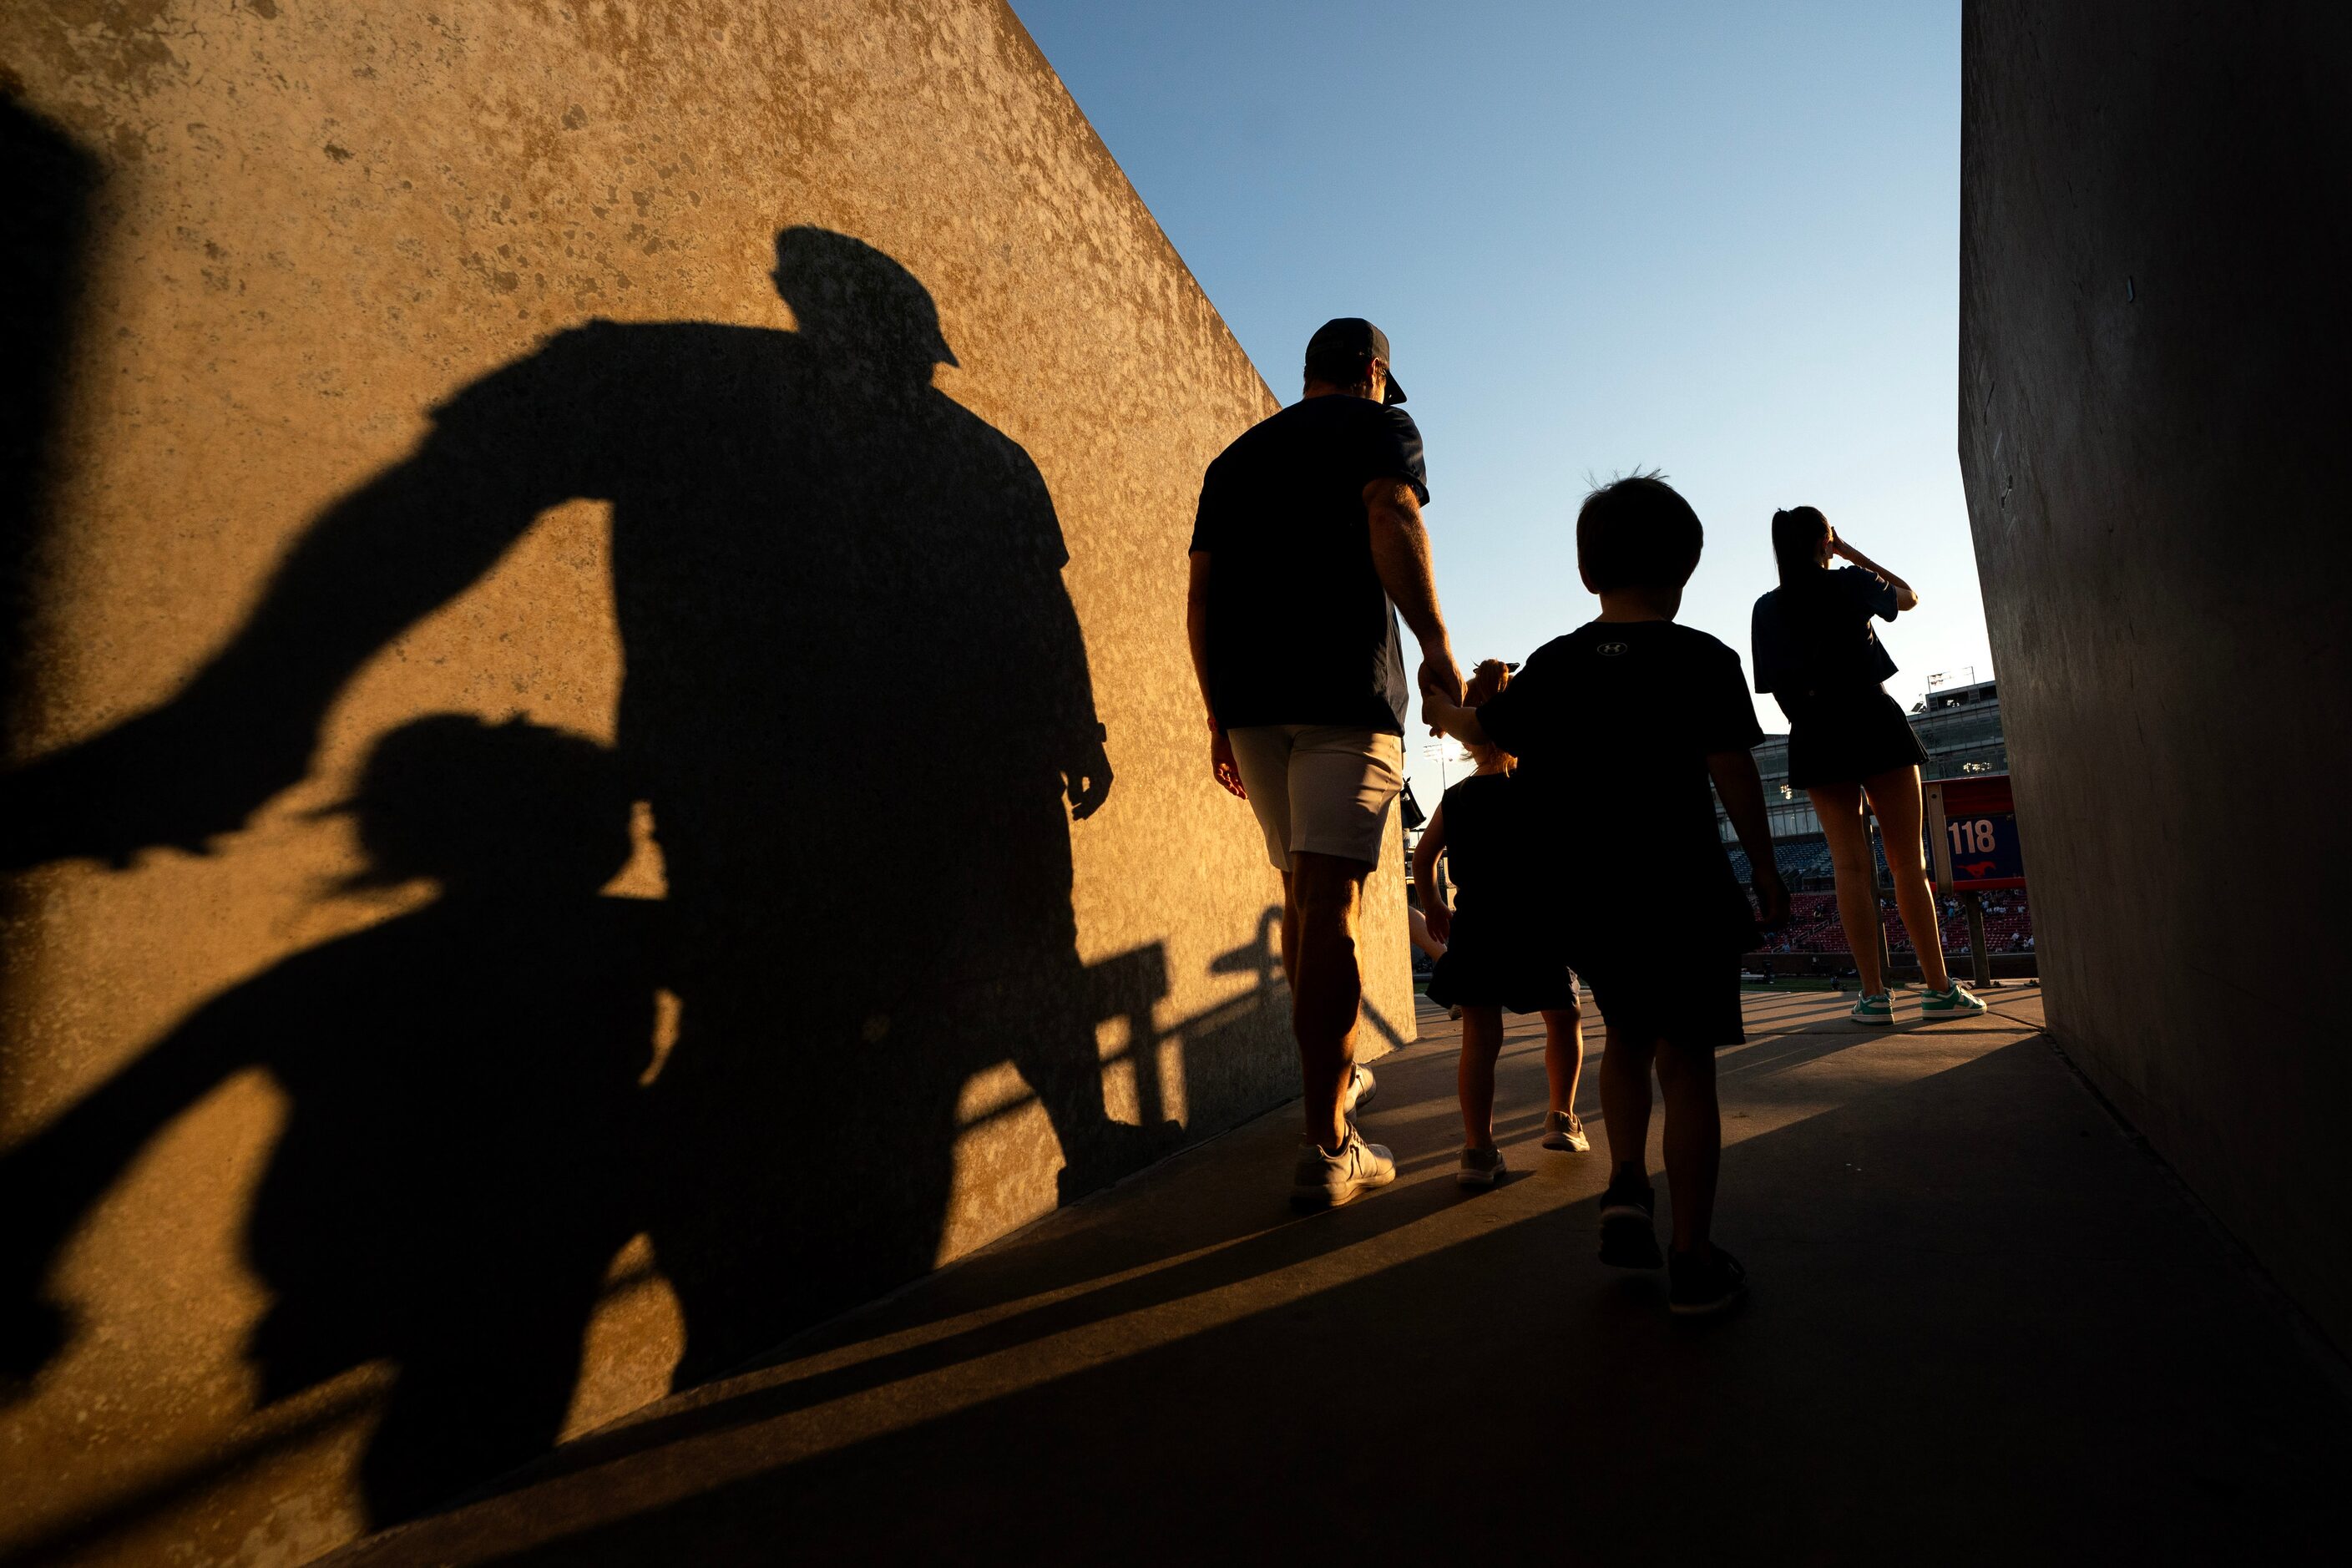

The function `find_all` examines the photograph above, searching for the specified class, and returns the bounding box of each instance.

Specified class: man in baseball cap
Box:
[1185,319,1459,1207]
[1302,316,1409,405]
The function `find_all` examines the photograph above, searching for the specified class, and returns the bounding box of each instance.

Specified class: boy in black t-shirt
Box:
[1422,474,1788,1315]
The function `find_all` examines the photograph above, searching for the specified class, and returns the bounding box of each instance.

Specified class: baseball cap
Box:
[1303,317,1407,405]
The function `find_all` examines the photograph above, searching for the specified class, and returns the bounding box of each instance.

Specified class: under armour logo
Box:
[1596,640,1629,657]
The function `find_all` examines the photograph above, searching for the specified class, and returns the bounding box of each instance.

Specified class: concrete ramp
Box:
[335,988,2351,1564]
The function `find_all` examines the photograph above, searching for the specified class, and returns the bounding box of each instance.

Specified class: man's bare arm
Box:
[1364,478,1461,705]
[1186,550,1217,728]
[1186,549,1246,798]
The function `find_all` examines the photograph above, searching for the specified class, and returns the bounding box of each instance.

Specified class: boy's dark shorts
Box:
[1580,952,1745,1049]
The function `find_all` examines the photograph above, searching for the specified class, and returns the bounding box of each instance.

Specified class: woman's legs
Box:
[1458,1004,1505,1148]
[1809,782,1886,993]
[1863,765,1954,991]
[1540,1003,1583,1119]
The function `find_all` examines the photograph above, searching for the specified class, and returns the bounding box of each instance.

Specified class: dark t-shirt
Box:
[1436,770,1525,903]
[1750,566,1899,695]
[1188,396,1429,732]
[1475,620,1765,958]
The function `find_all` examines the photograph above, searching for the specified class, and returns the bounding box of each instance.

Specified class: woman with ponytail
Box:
[1751,508,1985,1024]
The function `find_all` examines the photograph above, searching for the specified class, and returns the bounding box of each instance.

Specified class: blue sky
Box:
[1012,0,1988,807]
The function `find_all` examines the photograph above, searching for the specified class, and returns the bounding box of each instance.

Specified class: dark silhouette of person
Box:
[0,714,660,1523]
[2,227,1156,1391]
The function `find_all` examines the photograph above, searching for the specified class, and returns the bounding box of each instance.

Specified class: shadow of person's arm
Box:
[0,993,254,1395]
[1000,453,1112,820]
[0,348,594,871]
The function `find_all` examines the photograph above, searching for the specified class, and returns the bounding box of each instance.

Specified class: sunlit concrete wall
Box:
[1960,3,2352,1348]
[0,3,1414,1560]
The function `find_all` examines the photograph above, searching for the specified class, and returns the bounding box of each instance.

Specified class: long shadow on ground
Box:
[336,1029,2351,1565]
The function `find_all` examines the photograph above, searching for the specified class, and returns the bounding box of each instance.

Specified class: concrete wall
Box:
[1959,3,2352,1347]
[0,3,1414,1560]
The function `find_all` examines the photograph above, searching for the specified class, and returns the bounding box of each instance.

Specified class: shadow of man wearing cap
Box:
[2,227,1158,1411]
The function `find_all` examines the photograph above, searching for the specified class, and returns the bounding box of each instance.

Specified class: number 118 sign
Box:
[1922,774,2027,891]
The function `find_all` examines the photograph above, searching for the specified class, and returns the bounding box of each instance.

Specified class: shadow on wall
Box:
[0,214,1251,1529]
[4,716,664,1521]
[0,98,94,776]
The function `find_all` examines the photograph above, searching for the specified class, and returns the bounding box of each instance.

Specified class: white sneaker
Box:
[1343,1063,1378,1115]
[1541,1110,1591,1152]
[1291,1126,1398,1210]
[1456,1145,1507,1188]
[1919,983,1990,1019]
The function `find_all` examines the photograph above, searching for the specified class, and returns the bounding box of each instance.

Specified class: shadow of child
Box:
[2,713,665,1525]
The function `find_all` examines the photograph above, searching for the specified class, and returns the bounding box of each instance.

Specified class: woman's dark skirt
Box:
[1783,683,1929,790]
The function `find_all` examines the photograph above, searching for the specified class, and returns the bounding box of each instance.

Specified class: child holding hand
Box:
[1413,659,1590,1191]
[1422,476,1787,1316]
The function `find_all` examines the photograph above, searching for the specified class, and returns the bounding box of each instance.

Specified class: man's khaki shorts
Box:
[1227,726,1404,873]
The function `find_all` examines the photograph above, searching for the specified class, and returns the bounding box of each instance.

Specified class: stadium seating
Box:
[1744,885,2033,955]
[1727,841,1837,886]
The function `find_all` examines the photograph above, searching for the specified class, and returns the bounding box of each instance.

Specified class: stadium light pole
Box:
[1423,739,1456,793]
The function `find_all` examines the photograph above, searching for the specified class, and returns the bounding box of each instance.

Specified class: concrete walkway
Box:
[336,986,2351,1565]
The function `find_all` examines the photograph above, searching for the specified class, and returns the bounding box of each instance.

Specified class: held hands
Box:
[1063,734,1115,820]
[1417,650,1464,734]
[1209,727,1247,800]
[0,697,314,873]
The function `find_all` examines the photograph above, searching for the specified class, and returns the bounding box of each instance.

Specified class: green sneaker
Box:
[1920,984,1989,1019]
[1849,991,1894,1025]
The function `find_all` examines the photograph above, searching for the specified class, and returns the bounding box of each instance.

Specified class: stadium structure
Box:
[1404,675,2030,984]
[1723,675,2035,969]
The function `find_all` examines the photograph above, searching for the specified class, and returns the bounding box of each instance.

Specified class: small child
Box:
[1422,475,1788,1316]
[1413,659,1590,1191]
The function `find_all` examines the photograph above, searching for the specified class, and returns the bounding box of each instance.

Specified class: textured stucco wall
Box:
[1959,3,2352,1347]
[0,3,1413,1561]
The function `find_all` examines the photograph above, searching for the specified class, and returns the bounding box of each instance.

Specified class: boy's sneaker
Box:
[1919,984,1989,1019]
[1849,991,1894,1025]
[1597,1170,1663,1269]
[1456,1145,1506,1188]
[1343,1063,1378,1115]
[1541,1110,1591,1153]
[1290,1126,1397,1211]
[1667,1246,1748,1316]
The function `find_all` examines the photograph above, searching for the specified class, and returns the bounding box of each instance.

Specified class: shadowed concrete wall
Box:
[0,3,1414,1560]
[1960,3,2351,1347]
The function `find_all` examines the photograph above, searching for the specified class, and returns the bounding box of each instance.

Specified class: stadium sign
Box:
[1923,774,2027,891]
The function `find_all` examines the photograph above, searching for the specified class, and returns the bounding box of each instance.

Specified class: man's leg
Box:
[1289,849,1369,1151]
[1653,1036,1722,1254]
[1277,869,1302,986]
